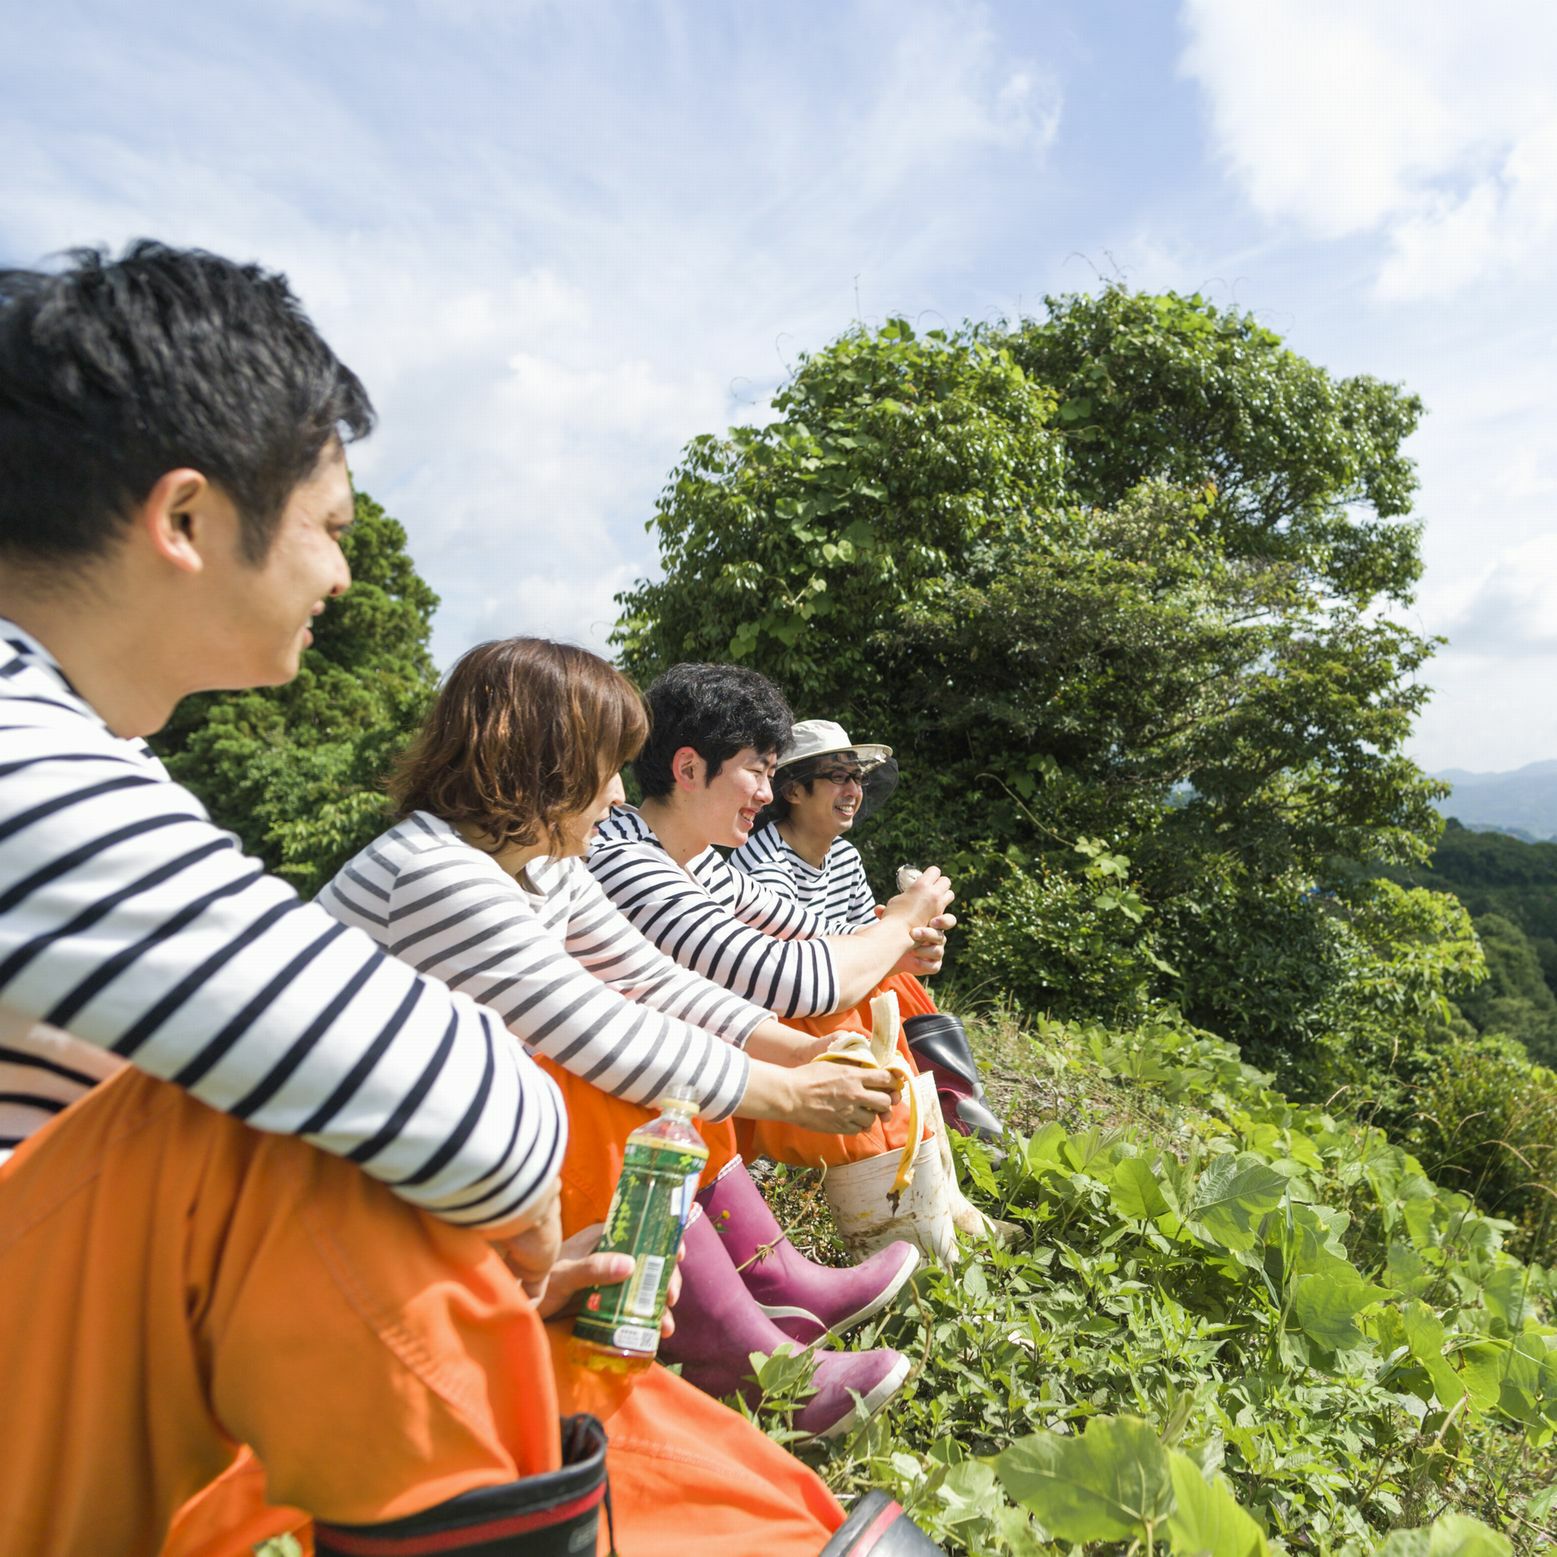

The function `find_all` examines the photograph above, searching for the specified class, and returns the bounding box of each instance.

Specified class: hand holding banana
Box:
[818,990,921,1195]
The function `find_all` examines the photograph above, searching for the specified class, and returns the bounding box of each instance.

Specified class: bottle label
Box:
[572,1135,708,1357]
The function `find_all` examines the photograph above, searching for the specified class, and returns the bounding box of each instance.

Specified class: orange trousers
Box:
[536,973,932,1237]
[737,972,938,1170]
[164,1330,844,1557]
[0,1067,560,1557]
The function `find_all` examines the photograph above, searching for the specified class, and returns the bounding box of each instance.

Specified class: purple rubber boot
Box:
[697,1156,921,1344]
[660,1209,912,1441]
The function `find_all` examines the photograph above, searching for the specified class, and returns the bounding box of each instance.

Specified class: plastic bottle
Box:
[569,1087,709,1372]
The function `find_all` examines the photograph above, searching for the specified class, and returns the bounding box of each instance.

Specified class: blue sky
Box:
[5,0,1554,773]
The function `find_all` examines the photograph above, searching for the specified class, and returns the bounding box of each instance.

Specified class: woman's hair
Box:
[389,637,649,853]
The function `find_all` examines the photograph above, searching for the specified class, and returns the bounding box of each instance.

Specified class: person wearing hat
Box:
[730,719,901,933]
[586,667,1013,1245]
[732,720,1007,1146]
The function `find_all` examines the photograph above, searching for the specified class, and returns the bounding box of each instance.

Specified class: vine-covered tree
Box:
[153,489,438,897]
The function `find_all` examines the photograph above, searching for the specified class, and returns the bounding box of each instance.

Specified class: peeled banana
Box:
[818,989,922,1195]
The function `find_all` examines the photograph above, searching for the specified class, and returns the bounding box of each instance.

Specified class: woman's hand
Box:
[524,1222,684,1335]
[783,1058,898,1133]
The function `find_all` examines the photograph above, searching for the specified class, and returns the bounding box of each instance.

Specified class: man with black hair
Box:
[0,242,582,1555]
[587,662,952,1096]
[593,662,953,1019]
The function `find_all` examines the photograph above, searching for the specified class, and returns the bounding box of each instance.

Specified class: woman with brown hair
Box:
[315,638,948,1553]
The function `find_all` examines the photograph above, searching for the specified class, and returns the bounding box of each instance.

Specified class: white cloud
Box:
[3,1,1061,668]
[1434,535,1557,656]
[1179,0,1557,300]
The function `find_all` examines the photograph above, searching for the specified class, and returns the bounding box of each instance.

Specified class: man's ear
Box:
[137,469,216,575]
[671,745,706,793]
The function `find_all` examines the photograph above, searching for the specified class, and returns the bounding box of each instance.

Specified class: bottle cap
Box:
[656,1082,701,1113]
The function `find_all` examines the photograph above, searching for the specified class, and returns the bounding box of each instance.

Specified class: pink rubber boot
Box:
[697,1156,921,1343]
[659,1210,911,1440]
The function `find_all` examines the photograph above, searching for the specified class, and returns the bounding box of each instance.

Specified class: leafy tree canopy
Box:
[614,293,1449,1064]
[153,489,438,897]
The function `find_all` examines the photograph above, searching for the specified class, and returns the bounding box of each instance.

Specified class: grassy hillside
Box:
[760,1006,1557,1555]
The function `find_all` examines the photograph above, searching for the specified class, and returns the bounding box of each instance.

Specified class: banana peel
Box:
[818,990,921,1195]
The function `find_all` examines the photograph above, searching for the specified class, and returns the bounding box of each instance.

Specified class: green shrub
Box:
[1409,1033,1557,1265]
[951,847,1167,1022]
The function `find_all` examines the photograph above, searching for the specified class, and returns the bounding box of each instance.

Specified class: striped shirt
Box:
[587,806,839,1019]
[730,823,877,932]
[0,620,565,1228]
[318,814,759,1120]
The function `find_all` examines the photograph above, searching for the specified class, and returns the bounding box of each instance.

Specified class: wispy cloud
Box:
[2,0,1060,662]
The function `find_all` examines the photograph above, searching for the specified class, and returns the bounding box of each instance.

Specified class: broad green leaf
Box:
[1189,1154,1288,1252]
[1401,1301,1467,1408]
[1165,1450,1269,1556]
[1483,1265,1534,1333]
[1375,1512,1513,1557]
[1112,1156,1172,1221]
[1457,1341,1509,1412]
[992,1417,1174,1542]
[937,1459,998,1526]
[1291,1273,1385,1351]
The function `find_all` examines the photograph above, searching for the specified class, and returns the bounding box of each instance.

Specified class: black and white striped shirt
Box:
[0,621,565,1227]
[318,814,759,1120]
[587,806,839,1019]
[730,823,877,932]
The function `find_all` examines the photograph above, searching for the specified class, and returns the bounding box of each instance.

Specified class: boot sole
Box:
[813,1352,912,1441]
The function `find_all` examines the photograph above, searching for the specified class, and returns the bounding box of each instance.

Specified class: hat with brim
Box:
[774,719,900,824]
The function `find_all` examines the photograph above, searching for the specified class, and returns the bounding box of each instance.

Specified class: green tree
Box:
[153,489,439,897]
[615,298,1447,1062]
[612,317,1062,722]
[1455,912,1557,1067]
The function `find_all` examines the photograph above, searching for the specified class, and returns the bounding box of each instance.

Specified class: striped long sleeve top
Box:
[587,806,840,1019]
[0,621,566,1228]
[317,813,760,1120]
[729,823,878,932]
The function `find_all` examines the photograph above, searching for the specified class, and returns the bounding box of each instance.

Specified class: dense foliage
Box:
[613,293,1450,1075]
[153,491,438,897]
[760,1008,1556,1554]
[1390,821,1557,1020]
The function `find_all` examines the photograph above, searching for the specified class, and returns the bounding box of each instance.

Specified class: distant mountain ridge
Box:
[1431,759,1557,841]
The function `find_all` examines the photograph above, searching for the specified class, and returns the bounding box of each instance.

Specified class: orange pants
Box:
[538,976,931,1235]
[164,1329,845,1557]
[0,1067,559,1557]
[738,972,938,1170]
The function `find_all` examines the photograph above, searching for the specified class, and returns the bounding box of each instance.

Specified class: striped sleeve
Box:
[319,836,752,1121]
[0,722,566,1228]
[587,838,839,1019]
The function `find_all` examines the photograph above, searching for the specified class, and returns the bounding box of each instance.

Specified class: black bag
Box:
[315,1412,614,1557]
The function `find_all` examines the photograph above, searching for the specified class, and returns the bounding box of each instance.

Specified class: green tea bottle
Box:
[569,1087,709,1372]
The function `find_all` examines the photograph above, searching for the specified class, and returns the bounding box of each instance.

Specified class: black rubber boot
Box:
[903,1013,1008,1147]
[819,1490,947,1553]
[314,1414,615,1556]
